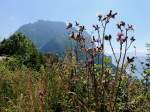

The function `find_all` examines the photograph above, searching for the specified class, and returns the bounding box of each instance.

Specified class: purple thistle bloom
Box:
[88,58,94,65]
[117,32,124,42]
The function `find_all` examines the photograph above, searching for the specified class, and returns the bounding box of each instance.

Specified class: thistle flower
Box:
[122,36,128,42]
[117,32,124,42]
[107,10,112,17]
[130,36,135,42]
[127,24,134,31]
[105,34,112,40]
[66,22,72,29]
[127,56,135,63]
[75,21,79,26]
[88,58,94,65]
[79,25,85,32]
[119,21,126,26]
[117,32,124,38]
[102,16,107,21]
[93,24,100,31]
[117,23,121,29]
[93,46,103,54]
[96,12,102,21]
[111,12,118,18]
[81,48,88,53]
[117,21,125,29]
[97,46,103,52]
[107,10,117,18]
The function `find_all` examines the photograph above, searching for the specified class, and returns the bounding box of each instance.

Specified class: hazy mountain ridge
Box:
[17,20,91,54]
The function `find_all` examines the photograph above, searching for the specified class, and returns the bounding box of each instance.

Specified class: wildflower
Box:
[130,36,135,42]
[117,23,121,29]
[107,10,117,18]
[75,21,79,26]
[127,56,135,63]
[93,24,100,31]
[98,46,103,52]
[104,34,112,40]
[38,90,46,103]
[128,24,134,31]
[96,12,102,21]
[93,47,97,53]
[102,16,107,21]
[117,32,124,42]
[117,32,124,38]
[120,21,126,26]
[107,10,112,17]
[81,48,88,53]
[111,12,118,18]
[66,22,72,29]
[122,36,128,42]
[88,58,94,65]
[117,21,125,29]
[79,25,85,32]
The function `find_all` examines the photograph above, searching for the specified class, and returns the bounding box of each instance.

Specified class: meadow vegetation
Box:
[0,11,150,112]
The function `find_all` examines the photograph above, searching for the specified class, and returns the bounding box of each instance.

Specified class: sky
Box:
[0,0,150,54]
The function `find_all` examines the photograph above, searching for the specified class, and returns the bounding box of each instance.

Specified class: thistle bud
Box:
[127,56,135,63]
[105,34,112,40]
[96,12,102,21]
[130,36,135,42]
[66,22,72,29]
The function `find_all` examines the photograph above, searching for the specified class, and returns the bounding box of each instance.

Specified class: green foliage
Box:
[0,33,44,70]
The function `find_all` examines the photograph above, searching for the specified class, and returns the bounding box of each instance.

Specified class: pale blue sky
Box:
[0,0,150,53]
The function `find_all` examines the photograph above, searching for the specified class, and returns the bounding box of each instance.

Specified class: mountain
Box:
[17,20,91,54]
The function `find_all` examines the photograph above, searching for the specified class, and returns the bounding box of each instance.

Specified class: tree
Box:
[0,32,44,70]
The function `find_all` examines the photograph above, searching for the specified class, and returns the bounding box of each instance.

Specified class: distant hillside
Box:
[17,20,91,54]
